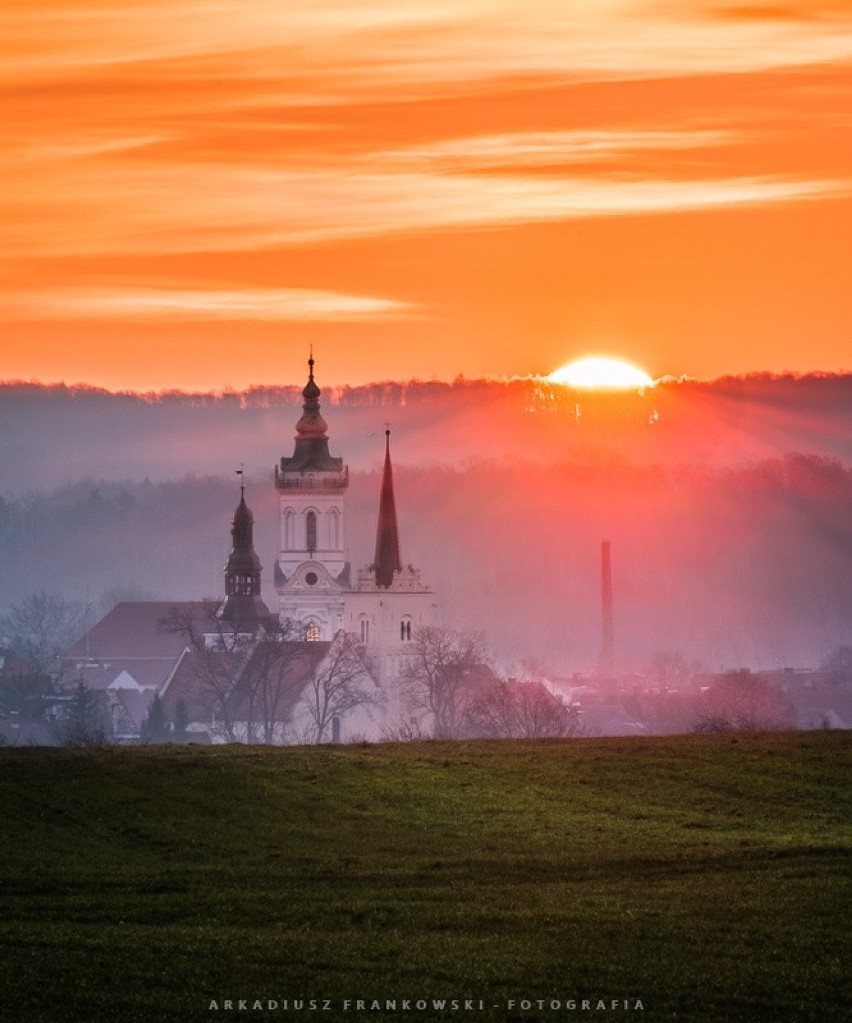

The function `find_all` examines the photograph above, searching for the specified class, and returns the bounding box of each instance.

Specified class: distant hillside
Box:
[2,374,852,669]
[2,454,852,669]
[3,373,852,492]
[0,732,848,1023]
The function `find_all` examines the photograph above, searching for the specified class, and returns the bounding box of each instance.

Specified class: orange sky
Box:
[2,0,852,391]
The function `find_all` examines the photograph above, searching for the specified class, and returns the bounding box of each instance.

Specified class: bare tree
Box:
[693,671,796,733]
[241,627,318,744]
[647,650,698,690]
[0,591,91,677]
[463,678,580,739]
[159,601,250,742]
[160,604,325,744]
[399,626,489,739]
[297,631,378,744]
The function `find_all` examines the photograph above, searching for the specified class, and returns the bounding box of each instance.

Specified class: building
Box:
[274,356,438,685]
[58,356,438,742]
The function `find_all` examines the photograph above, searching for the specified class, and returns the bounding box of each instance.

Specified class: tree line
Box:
[2,450,852,670]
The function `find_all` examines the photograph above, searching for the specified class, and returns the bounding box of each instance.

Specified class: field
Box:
[0,732,849,1023]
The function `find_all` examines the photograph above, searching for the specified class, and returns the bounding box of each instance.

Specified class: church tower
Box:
[373,430,403,588]
[274,355,349,639]
[345,430,437,684]
[218,476,273,629]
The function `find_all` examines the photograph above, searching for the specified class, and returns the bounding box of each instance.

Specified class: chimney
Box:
[600,539,614,675]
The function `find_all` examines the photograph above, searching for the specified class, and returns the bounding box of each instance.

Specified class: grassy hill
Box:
[0,732,848,1023]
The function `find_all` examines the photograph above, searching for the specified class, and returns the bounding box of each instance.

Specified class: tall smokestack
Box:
[600,539,614,675]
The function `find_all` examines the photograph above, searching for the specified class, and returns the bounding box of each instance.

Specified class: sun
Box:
[547,356,654,390]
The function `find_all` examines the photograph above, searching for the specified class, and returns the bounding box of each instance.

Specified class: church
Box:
[62,355,439,742]
[273,354,438,682]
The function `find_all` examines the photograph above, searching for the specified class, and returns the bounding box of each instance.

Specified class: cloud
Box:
[5,286,415,322]
[705,2,851,23]
[379,129,736,171]
[1,158,846,260]
[3,1,852,91]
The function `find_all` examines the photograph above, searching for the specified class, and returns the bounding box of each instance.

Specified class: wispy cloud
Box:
[2,0,851,375]
[3,3,850,267]
[3,1,852,90]
[6,286,414,321]
[2,158,846,259]
[380,129,736,171]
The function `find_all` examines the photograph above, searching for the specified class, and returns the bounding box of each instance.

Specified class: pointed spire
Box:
[373,429,402,588]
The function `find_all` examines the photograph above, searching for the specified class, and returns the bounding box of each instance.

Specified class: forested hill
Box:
[2,373,852,669]
[2,455,852,671]
[3,373,852,493]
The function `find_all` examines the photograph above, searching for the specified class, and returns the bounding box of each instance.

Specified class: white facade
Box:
[275,359,439,697]
[275,474,349,640]
[345,566,438,687]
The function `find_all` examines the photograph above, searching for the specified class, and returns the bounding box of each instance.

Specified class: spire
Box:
[373,429,402,588]
[219,472,272,626]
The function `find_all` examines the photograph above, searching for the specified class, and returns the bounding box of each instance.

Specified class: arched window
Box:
[360,617,370,644]
[306,511,317,553]
[400,618,412,642]
[283,509,295,550]
[305,621,321,642]
[328,508,340,549]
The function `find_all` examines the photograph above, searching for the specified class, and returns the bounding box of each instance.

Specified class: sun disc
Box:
[548,356,654,390]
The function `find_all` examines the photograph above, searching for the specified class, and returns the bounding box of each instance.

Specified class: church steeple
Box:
[373,430,403,588]
[219,474,272,626]
[274,353,350,638]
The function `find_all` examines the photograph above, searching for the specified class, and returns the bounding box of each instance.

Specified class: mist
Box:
[2,373,852,673]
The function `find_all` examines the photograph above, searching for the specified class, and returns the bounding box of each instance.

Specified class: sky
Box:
[2,0,852,392]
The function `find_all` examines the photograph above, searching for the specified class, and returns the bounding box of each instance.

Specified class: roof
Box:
[64,601,209,661]
[278,358,345,474]
[161,640,332,727]
[373,430,403,588]
[60,600,216,699]
[69,659,173,692]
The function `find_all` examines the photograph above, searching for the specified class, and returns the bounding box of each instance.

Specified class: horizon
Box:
[4,365,852,400]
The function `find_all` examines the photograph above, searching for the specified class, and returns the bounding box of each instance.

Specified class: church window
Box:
[306,511,317,553]
[305,571,318,587]
[284,509,295,550]
[360,617,370,644]
[401,618,412,642]
[329,508,340,549]
[306,621,321,642]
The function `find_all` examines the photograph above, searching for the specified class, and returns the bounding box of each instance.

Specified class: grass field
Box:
[0,732,849,1023]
